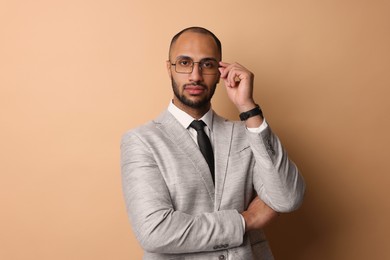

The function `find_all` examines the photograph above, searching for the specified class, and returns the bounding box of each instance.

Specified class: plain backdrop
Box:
[1,0,389,259]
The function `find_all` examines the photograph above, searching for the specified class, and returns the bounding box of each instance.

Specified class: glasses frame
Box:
[170,57,220,75]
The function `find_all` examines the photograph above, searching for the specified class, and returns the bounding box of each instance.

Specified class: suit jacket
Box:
[121,110,305,260]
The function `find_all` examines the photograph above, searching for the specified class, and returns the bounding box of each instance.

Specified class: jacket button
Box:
[218,255,225,260]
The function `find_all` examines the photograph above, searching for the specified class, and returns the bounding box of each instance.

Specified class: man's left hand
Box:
[219,61,257,113]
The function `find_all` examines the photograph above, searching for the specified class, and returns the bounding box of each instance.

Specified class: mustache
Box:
[183,82,208,88]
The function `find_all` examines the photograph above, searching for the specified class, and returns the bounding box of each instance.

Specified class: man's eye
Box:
[179,60,192,67]
[201,61,215,68]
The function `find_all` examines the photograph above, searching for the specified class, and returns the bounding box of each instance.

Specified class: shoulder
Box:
[121,110,177,145]
[120,121,155,147]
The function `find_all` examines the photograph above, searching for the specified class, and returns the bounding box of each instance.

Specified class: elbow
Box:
[270,182,306,213]
[138,228,184,254]
[281,192,305,213]
[280,183,306,213]
[134,210,178,253]
[272,195,304,213]
[137,228,168,253]
[279,168,306,213]
[139,238,161,253]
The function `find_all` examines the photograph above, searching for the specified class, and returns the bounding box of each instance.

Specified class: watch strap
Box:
[239,104,263,121]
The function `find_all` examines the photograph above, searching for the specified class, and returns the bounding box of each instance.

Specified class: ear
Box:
[166,60,172,78]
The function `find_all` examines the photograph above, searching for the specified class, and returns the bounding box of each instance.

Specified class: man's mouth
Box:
[184,84,206,95]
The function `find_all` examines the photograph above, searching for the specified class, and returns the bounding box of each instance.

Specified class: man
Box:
[121,27,305,259]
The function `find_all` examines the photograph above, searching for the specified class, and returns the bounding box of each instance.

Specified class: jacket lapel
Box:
[154,111,215,203]
[212,113,234,211]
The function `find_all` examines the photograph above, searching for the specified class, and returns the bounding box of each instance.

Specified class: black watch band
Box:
[239,104,263,121]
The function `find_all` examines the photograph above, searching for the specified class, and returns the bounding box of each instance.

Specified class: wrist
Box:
[239,104,263,121]
[245,115,263,128]
[241,211,252,232]
[237,101,257,113]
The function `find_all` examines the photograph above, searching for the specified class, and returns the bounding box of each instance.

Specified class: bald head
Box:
[168,27,222,61]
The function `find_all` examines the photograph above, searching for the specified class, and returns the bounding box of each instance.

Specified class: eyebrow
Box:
[175,55,218,62]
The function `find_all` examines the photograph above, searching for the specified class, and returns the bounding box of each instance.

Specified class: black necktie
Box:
[190,120,215,183]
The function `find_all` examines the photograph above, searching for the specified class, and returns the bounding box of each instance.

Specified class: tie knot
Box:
[190,120,206,131]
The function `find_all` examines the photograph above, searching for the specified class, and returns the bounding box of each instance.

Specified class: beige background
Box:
[1,0,389,259]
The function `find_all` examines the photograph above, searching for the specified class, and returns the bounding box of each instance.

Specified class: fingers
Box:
[219,61,256,111]
[219,61,253,88]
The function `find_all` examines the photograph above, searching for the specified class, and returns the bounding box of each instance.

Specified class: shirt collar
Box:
[168,100,214,132]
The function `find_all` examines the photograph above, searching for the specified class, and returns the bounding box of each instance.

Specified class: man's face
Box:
[167,32,220,110]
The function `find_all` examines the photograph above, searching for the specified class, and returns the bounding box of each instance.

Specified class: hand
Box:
[241,196,279,232]
[219,62,256,113]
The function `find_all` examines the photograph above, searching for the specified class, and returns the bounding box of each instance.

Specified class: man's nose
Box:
[189,63,203,82]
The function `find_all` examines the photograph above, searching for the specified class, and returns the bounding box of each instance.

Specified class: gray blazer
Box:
[121,110,305,260]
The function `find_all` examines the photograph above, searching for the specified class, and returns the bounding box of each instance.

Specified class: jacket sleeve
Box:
[247,125,306,212]
[121,131,245,254]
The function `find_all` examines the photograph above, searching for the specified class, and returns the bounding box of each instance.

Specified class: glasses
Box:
[170,57,220,75]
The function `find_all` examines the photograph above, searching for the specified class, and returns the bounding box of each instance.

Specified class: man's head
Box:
[167,27,222,114]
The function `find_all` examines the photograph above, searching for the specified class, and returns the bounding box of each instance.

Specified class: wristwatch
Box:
[239,104,263,121]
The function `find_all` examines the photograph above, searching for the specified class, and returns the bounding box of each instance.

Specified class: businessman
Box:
[121,27,305,259]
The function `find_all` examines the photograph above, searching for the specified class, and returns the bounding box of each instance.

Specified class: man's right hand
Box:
[241,196,279,232]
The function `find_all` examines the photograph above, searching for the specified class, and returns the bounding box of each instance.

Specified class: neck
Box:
[172,98,210,119]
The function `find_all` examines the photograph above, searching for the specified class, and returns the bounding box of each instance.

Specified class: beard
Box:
[171,77,217,109]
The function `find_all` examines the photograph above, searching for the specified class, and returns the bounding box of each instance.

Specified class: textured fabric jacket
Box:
[121,110,305,259]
